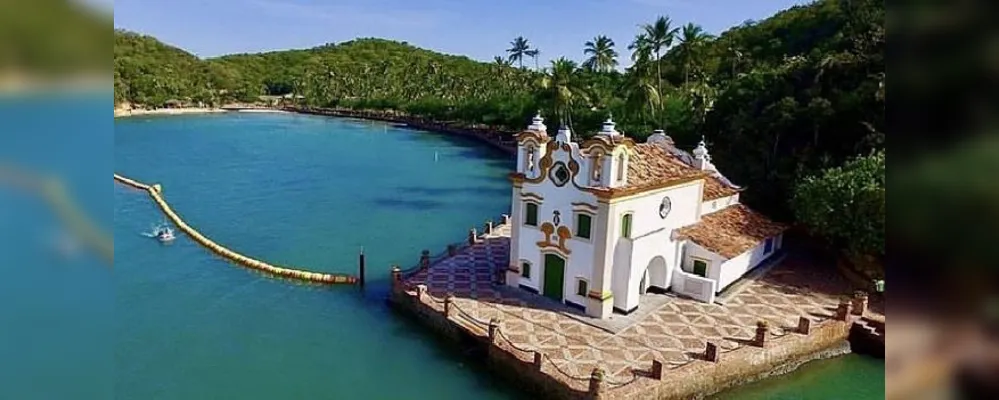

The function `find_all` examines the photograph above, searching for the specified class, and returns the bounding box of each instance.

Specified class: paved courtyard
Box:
[403,224,853,392]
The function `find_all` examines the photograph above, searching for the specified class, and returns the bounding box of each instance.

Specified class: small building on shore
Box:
[505,115,786,318]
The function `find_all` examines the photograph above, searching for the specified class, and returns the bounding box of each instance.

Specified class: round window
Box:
[659,196,672,219]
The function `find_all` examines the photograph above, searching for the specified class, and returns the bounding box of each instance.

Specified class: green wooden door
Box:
[543,254,565,301]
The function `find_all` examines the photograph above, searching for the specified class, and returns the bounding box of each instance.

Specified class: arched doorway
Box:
[647,256,668,290]
[542,254,566,302]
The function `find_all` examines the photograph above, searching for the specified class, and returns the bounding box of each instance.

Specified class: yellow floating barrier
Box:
[114,173,357,285]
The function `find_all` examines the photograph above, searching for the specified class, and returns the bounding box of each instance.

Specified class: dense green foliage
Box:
[1,0,108,77]
[113,0,884,256]
[114,30,223,106]
[793,151,884,257]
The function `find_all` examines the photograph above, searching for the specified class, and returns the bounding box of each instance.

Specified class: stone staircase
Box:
[850,316,885,357]
[857,317,885,342]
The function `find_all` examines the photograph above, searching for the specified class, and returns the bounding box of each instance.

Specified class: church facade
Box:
[505,115,787,319]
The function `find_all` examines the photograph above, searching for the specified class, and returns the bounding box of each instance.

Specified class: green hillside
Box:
[114,30,221,105]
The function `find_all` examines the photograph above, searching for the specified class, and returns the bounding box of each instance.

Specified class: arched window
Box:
[590,154,603,184]
[616,153,626,182]
[621,213,633,239]
[525,145,536,173]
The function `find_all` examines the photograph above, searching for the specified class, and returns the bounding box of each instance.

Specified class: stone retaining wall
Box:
[389,264,861,400]
[629,321,852,400]
[388,287,591,400]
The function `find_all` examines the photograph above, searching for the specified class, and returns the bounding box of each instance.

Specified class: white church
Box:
[505,114,787,319]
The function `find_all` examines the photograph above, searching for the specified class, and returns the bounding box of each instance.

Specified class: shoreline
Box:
[283,106,518,157]
[114,107,226,118]
[114,106,292,119]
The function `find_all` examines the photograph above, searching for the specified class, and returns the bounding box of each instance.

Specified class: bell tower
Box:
[517,113,549,179]
[599,117,629,188]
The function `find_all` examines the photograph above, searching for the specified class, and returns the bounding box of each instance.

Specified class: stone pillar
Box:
[533,351,543,371]
[420,250,431,270]
[705,342,719,362]
[851,291,869,316]
[390,266,402,293]
[797,317,812,335]
[835,300,852,321]
[651,359,663,380]
[588,368,605,399]
[447,244,457,257]
[468,228,478,245]
[754,321,769,347]
[444,294,454,317]
[502,214,511,225]
[358,250,366,287]
[416,284,427,301]
[488,319,499,342]
[484,220,494,235]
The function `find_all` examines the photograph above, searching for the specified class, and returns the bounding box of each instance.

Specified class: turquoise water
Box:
[114,112,519,399]
[0,93,113,398]
[1,99,883,399]
[112,112,884,399]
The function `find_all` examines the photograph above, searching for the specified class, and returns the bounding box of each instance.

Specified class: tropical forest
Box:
[114,0,885,278]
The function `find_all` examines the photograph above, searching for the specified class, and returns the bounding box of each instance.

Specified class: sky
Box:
[113,0,810,66]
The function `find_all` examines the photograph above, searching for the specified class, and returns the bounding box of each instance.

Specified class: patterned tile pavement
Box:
[403,224,854,392]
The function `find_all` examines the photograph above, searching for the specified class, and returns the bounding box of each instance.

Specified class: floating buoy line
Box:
[114,173,358,285]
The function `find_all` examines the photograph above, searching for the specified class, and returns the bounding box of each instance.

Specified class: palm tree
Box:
[639,16,679,126]
[507,36,530,69]
[727,46,744,78]
[676,23,712,86]
[621,64,661,124]
[540,58,589,129]
[493,56,511,67]
[628,33,653,65]
[583,35,619,73]
[525,48,541,71]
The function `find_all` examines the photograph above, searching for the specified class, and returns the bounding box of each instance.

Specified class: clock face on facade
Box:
[659,196,672,219]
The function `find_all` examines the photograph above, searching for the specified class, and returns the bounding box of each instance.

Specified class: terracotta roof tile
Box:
[703,176,741,201]
[676,204,787,259]
[625,143,706,190]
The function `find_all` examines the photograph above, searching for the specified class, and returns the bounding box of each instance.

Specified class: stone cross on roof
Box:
[693,136,710,160]
[527,112,547,133]
[598,115,619,136]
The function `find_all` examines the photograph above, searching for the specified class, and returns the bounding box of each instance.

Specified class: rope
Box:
[451,302,490,328]
[496,328,535,355]
[667,359,696,369]
[718,343,743,354]
[422,292,446,305]
[542,353,591,382]
[603,372,640,388]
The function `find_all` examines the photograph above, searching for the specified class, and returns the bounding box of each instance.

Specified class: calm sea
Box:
[3,99,884,399]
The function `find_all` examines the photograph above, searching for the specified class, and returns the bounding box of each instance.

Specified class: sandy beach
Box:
[114,107,227,118]
[234,108,289,114]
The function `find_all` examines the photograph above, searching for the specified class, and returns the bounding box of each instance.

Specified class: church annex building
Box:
[505,115,787,319]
